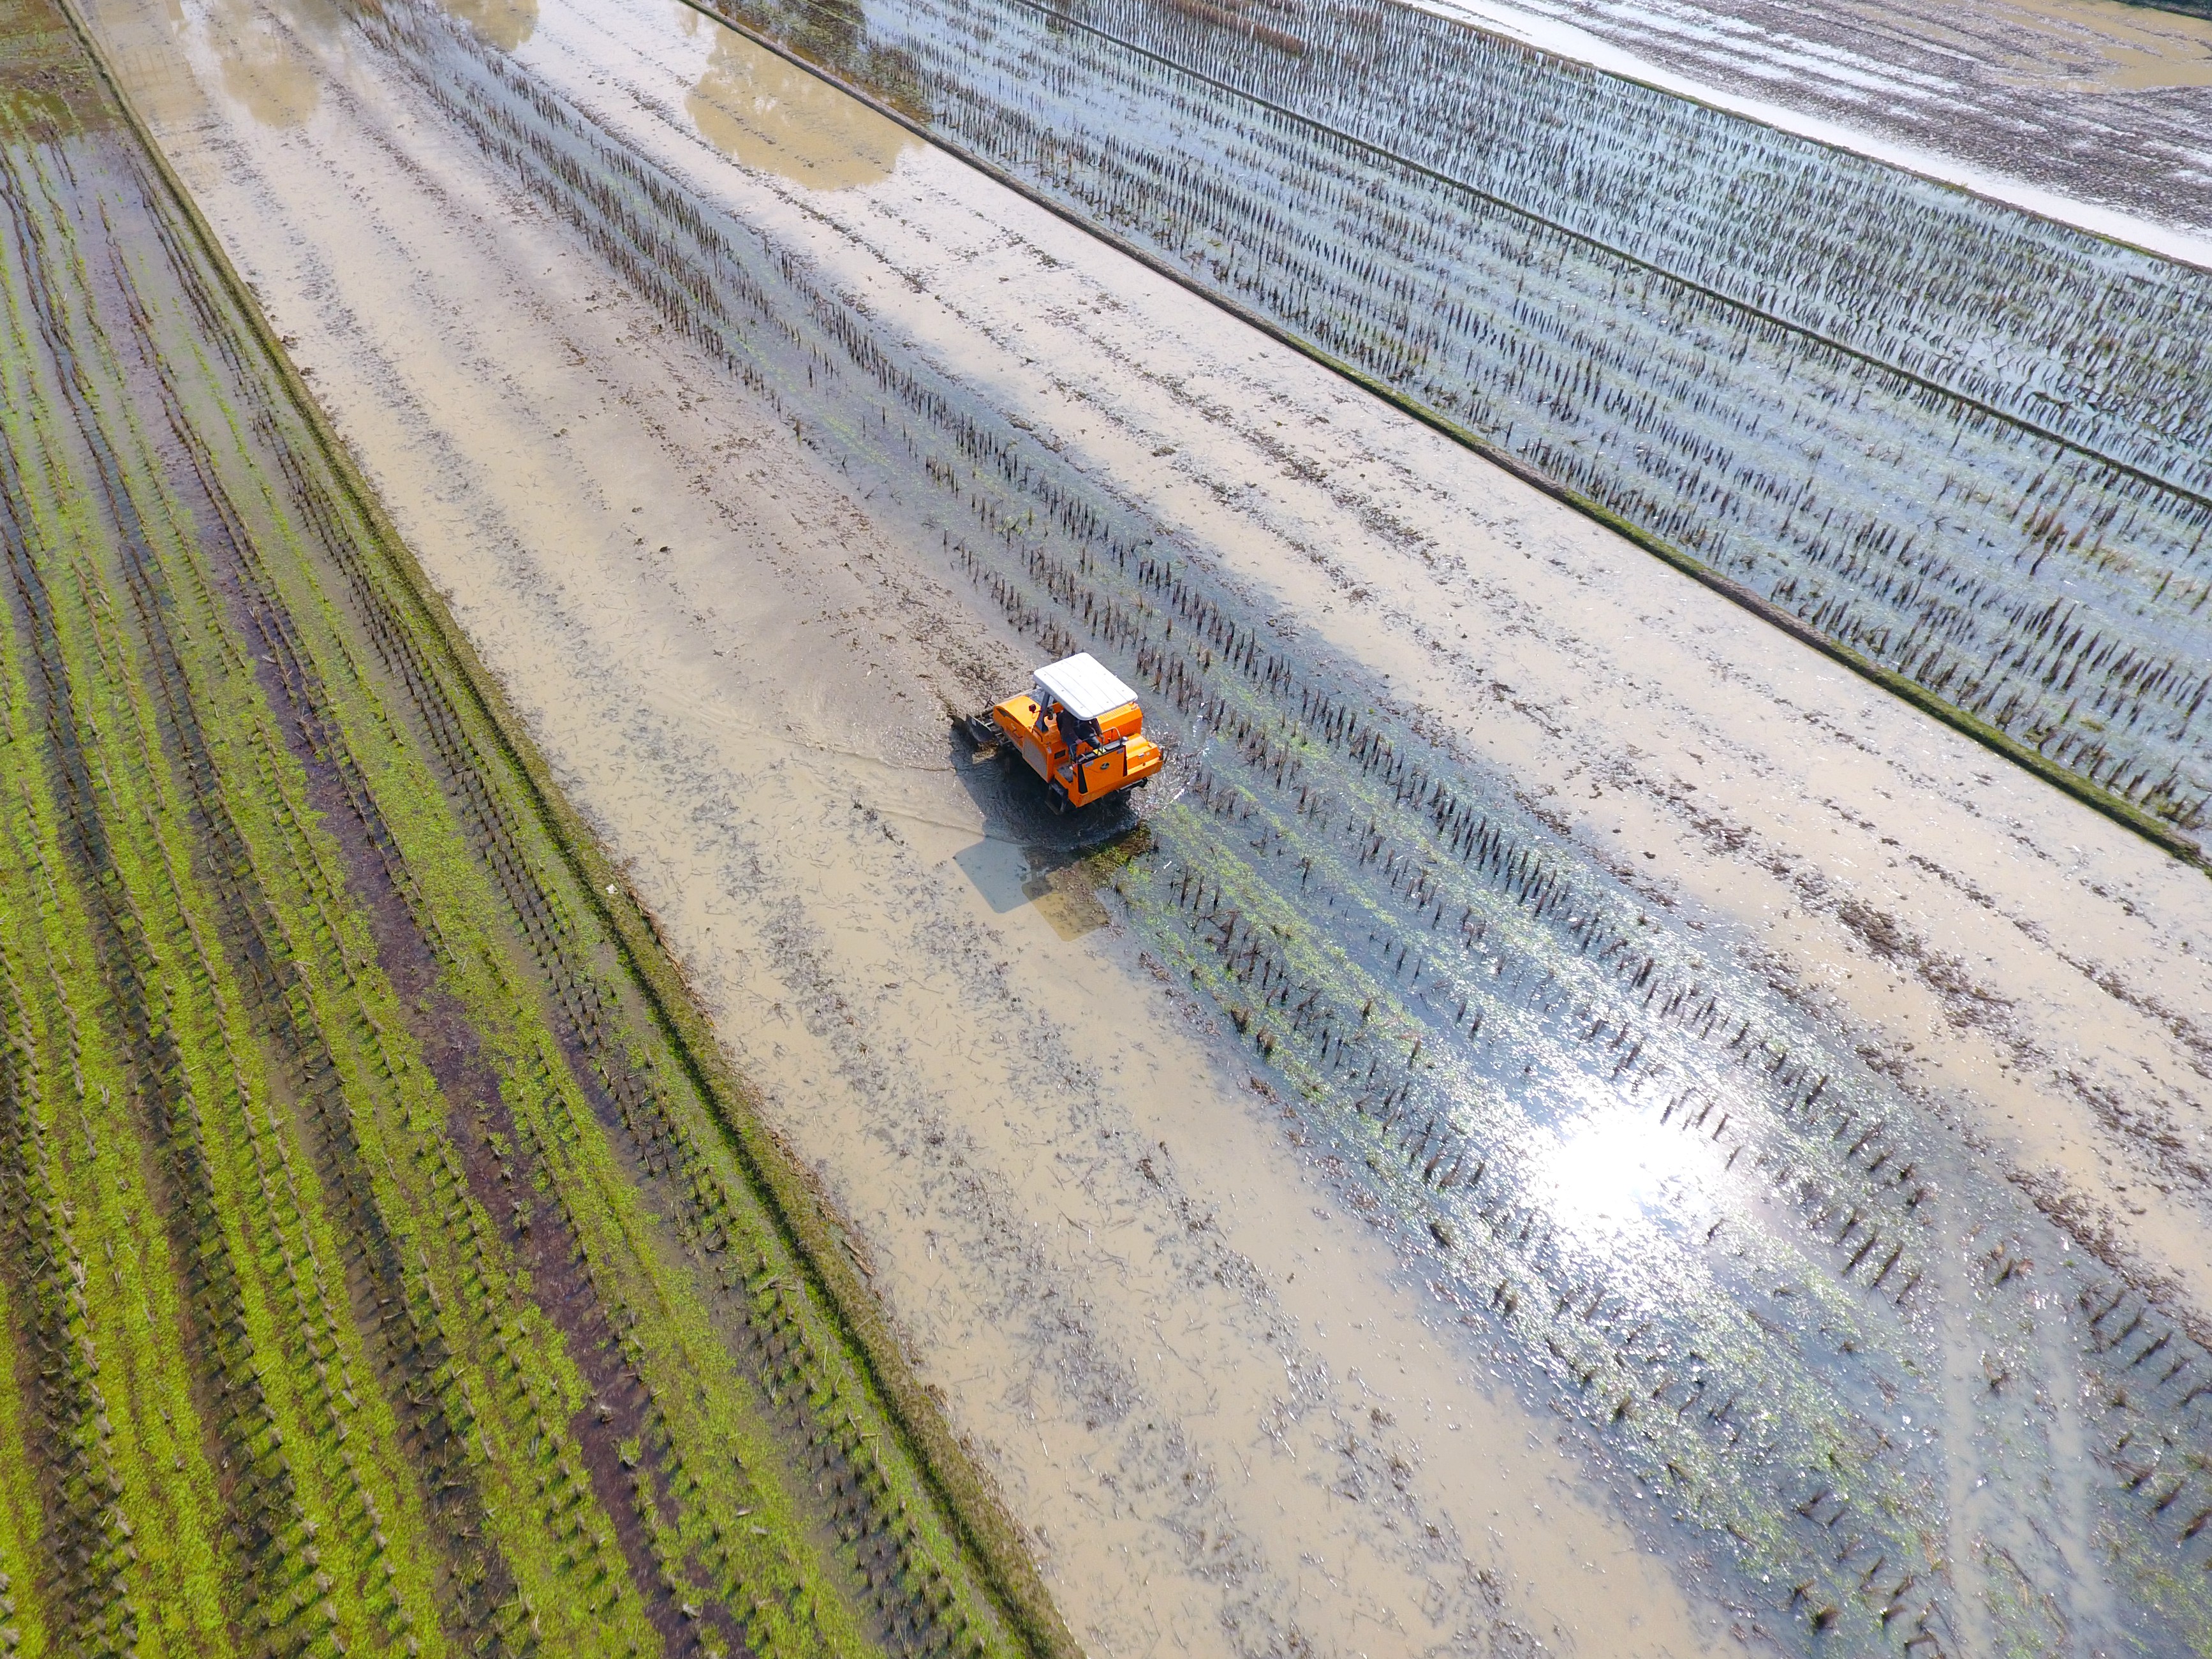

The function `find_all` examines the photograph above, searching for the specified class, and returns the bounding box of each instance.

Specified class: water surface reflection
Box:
[440,0,534,51]
[681,7,916,190]
[208,0,320,123]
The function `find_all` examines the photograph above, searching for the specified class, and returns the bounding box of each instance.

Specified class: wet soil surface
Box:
[67,0,2212,1649]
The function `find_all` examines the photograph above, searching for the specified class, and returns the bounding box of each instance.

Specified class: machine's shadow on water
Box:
[943,717,1149,938]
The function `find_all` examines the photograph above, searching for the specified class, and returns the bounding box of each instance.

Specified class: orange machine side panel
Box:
[993,692,1160,805]
[991,695,1059,784]
[1098,702,1144,744]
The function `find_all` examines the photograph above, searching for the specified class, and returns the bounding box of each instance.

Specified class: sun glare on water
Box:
[1531,1101,1722,1256]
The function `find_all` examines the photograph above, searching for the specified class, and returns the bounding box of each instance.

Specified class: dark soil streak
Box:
[430,981,700,1648]
[0,119,307,1656]
[60,145,538,1642]
[0,360,136,1659]
[260,464,709,1646]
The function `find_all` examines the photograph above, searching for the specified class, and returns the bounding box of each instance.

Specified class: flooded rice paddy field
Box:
[658,0,2212,853]
[0,1,1063,1652]
[41,0,2212,1648]
[1418,0,2212,252]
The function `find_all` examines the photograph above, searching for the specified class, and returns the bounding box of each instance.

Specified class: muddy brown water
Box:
[67,0,2212,1648]
[681,11,917,190]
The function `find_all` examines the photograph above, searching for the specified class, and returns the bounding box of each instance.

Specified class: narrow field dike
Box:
[0,0,1073,1653]
[694,0,2212,858]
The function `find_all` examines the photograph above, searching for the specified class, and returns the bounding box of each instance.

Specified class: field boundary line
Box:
[672,0,2208,871]
[48,4,1092,1651]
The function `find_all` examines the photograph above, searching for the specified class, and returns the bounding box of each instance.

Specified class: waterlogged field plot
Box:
[0,3,1060,1653]
[684,0,2212,852]
[240,0,2212,1645]
[1419,0,2212,247]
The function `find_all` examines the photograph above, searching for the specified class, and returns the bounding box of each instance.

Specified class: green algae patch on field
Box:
[0,0,1072,1652]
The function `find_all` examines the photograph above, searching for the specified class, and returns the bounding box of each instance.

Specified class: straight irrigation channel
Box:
[143,0,2212,1647]
[0,0,1075,1651]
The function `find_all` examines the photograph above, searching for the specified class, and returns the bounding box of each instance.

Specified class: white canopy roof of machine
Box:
[1034,653,1139,721]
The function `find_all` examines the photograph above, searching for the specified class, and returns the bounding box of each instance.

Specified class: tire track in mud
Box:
[307,2,2212,1643]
